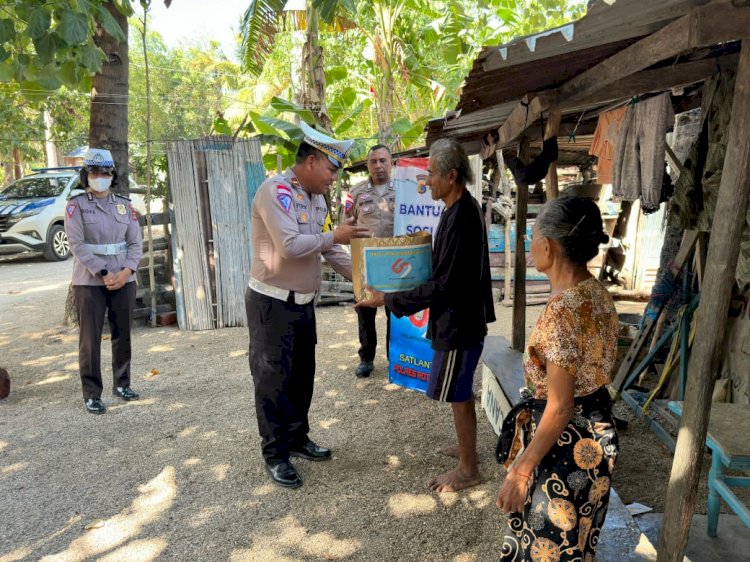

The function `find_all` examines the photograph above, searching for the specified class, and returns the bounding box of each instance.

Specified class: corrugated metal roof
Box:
[426,0,720,150]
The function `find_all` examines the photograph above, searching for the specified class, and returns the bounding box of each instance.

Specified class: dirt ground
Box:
[0,252,717,561]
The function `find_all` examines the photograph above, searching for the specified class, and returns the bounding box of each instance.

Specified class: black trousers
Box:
[74,282,136,400]
[246,287,316,464]
[356,306,391,362]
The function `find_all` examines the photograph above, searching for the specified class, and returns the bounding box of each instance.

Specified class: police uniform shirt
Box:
[250,169,352,294]
[347,179,395,238]
[65,192,143,286]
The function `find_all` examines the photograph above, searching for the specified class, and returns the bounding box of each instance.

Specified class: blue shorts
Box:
[426,342,484,403]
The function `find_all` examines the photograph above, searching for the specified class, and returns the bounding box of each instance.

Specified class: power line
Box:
[0,88,420,115]
[0,135,426,144]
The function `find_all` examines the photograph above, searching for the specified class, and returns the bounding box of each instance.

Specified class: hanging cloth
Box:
[506,136,558,185]
[589,106,628,184]
[612,93,675,214]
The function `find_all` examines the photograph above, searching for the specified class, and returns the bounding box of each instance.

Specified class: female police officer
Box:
[64,148,143,414]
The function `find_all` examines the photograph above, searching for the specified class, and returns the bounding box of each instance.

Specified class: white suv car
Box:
[0,168,81,260]
[0,168,146,261]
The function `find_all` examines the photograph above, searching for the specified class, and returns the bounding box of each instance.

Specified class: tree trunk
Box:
[12,147,23,179]
[63,284,78,327]
[301,6,332,132]
[43,109,58,168]
[3,161,13,186]
[377,70,395,145]
[89,1,129,195]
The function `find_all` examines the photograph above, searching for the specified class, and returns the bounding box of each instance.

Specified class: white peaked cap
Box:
[299,122,354,168]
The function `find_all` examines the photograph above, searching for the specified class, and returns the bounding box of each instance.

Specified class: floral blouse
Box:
[524,277,619,399]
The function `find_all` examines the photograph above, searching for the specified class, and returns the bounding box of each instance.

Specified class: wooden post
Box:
[512,138,530,351]
[544,107,561,200]
[497,150,514,307]
[468,154,483,202]
[658,39,750,561]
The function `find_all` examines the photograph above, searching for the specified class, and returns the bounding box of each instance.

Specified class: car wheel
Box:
[44,224,70,261]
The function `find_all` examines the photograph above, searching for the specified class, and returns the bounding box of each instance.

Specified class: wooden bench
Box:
[480,336,525,435]
[668,401,750,537]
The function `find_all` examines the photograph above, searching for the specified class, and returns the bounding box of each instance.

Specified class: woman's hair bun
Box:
[536,196,608,266]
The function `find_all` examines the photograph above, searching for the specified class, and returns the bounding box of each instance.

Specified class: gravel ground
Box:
[0,252,715,561]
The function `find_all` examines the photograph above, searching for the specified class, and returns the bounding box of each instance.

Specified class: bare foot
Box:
[436,443,460,457]
[427,467,482,493]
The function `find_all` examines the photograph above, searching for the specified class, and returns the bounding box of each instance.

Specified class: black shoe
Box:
[85,398,107,414]
[265,460,303,488]
[355,360,374,378]
[289,440,332,461]
[113,386,140,401]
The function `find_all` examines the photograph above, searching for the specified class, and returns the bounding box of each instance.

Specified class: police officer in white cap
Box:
[346,144,395,378]
[65,148,143,414]
[247,123,370,488]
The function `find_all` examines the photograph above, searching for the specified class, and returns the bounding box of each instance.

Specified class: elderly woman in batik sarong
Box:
[495,197,619,562]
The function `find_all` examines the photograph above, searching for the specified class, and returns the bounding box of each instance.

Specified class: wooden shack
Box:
[427,0,750,559]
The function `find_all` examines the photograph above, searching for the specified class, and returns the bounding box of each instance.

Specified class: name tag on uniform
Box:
[116,204,127,215]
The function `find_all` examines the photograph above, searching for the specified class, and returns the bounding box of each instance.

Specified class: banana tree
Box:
[240,0,353,132]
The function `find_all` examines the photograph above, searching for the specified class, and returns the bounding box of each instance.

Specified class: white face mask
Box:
[89,176,112,192]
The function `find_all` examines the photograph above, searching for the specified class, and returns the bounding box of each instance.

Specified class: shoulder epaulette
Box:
[67,192,85,201]
[350,180,369,194]
[115,193,132,201]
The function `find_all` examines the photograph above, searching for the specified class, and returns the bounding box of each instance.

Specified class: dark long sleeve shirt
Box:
[385,189,496,350]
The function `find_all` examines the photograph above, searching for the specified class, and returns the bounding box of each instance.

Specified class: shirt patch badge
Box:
[298,211,309,224]
[116,203,127,215]
[295,193,305,202]
[276,184,293,213]
[344,192,353,214]
[66,204,76,218]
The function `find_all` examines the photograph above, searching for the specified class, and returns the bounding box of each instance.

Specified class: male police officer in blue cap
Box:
[247,123,370,488]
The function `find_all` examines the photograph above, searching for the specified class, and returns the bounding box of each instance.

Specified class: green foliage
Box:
[239,0,287,76]
[0,0,590,178]
[0,0,133,93]
[0,84,88,172]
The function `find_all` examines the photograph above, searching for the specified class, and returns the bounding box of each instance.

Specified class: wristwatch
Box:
[99,269,109,277]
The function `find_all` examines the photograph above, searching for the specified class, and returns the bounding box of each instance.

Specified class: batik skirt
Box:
[496,386,619,562]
